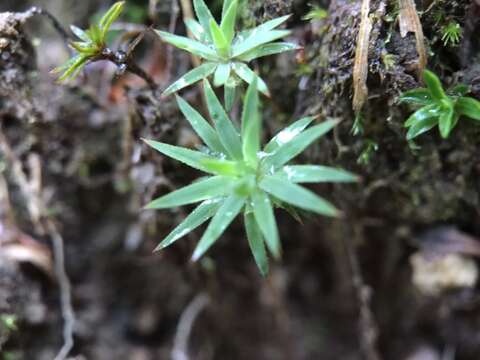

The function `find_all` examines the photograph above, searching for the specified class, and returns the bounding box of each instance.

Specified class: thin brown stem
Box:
[101,48,157,90]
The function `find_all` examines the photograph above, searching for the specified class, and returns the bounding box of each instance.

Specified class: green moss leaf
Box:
[245,211,269,276]
[252,190,280,259]
[456,97,480,121]
[423,69,447,101]
[276,165,359,183]
[266,119,338,169]
[156,31,220,61]
[220,0,238,45]
[146,176,233,209]
[176,95,225,153]
[238,42,298,62]
[155,199,222,251]
[192,195,245,260]
[143,139,220,174]
[193,0,215,42]
[264,116,314,153]
[242,77,261,165]
[260,176,339,217]
[399,88,433,106]
[203,80,243,160]
[163,62,217,96]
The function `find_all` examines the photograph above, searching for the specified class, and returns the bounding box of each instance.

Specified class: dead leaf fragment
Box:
[0,228,54,278]
[398,0,427,77]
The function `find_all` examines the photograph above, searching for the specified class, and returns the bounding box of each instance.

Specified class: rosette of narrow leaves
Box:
[52,1,124,81]
[441,21,462,47]
[143,77,357,276]
[156,0,297,108]
[400,70,480,140]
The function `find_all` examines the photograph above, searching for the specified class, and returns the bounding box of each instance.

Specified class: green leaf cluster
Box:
[441,21,462,47]
[400,70,480,140]
[156,0,297,102]
[52,1,125,81]
[144,78,357,276]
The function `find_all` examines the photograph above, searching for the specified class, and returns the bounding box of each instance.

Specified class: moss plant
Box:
[53,2,125,81]
[156,0,297,109]
[400,70,480,140]
[144,78,358,275]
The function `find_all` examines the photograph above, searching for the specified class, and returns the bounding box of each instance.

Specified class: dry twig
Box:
[171,293,210,360]
[343,225,382,360]
[352,0,372,112]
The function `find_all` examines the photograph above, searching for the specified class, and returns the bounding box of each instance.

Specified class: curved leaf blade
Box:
[222,0,235,19]
[192,195,245,260]
[423,70,447,101]
[238,42,298,62]
[260,175,339,217]
[264,116,314,153]
[455,96,480,121]
[155,199,222,251]
[220,0,238,45]
[163,62,217,95]
[193,0,215,42]
[276,165,359,183]
[242,77,261,165]
[404,104,441,127]
[146,176,232,209]
[232,30,291,57]
[201,158,243,177]
[245,212,269,276]
[252,190,280,259]
[210,19,229,56]
[399,88,433,106]
[184,19,208,42]
[70,25,90,42]
[406,116,438,140]
[176,95,225,153]
[224,84,236,112]
[266,119,338,169]
[203,80,243,159]
[143,139,218,174]
[156,31,220,61]
[232,62,269,96]
[99,1,125,38]
[438,106,456,139]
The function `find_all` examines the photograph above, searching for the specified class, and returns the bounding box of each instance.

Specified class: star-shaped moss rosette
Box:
[52,1,124,81]
[143,77,358,276]
[156,0,297,108]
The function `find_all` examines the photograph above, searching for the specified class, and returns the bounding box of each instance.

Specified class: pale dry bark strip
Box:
[352,0,372,112]
[398,0,427,78]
